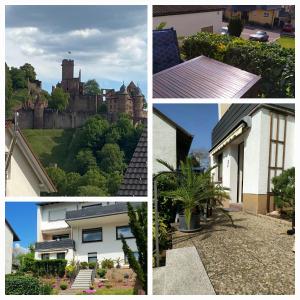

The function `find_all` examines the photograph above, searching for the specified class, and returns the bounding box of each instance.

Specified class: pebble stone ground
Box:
[172,211,295,295]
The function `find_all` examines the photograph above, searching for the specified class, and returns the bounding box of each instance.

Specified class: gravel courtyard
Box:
[172,211,295,295]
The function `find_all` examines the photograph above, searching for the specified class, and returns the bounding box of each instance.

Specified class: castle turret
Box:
[133,87,144,120]
[118,82,132,115]
[62,59,74,80]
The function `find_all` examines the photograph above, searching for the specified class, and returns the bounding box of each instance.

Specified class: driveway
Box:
[222,22,281,42]
[172,211,295,295]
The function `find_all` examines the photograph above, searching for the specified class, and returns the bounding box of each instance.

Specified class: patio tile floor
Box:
[172,211,295,295]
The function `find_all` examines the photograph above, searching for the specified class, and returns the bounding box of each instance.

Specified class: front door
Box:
[237,142,244,203]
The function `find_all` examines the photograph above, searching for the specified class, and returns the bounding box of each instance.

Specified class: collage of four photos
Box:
[4,2,296,296]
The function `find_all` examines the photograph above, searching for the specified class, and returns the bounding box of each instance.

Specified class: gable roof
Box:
[5,219,20,242]
[117,127,147,196]
[211,104,295,151]
[6,122,57,194]
[153,5,226,17]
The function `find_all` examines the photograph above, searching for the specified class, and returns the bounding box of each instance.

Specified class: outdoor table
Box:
[153,55,261,98]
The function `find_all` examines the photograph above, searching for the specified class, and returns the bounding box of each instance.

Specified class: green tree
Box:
[10,67,27,89]
[80,168,107,192]
[107,171,123,195]
[77,185,107,196]
[121,203,147,293]
[97,143,126,173]
[81,116,110,150]
[76,149,97,174]
[228,18,244,37]
[48,87,69,111]
[5,63,13,100]
[20,63,36,82]
[83,79,101,95]
[64,172,82,196]
[46,167,66,195]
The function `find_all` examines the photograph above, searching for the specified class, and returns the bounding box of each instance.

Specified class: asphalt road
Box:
[222,22,280,42]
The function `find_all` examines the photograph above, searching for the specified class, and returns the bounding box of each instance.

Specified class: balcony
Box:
[35,238,75,251]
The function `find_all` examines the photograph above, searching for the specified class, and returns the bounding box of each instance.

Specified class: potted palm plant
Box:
[157,158,231,232]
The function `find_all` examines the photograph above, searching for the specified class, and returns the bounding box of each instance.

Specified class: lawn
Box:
[276,37,295,48]
[77,288,134,295]
[22,128,80,171]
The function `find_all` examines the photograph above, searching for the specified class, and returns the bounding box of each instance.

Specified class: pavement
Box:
[222,22,281,42]
[172,211,295,295]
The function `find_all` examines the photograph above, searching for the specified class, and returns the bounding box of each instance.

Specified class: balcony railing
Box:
[35,238,75,251]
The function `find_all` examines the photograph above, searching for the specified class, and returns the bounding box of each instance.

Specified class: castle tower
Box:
[118,83,131,115]
[133,87,144,121]
[62,59,74,80]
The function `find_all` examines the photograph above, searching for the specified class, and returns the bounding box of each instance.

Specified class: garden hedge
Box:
[181,32,295,98]
[5,275,40,295]
[34,259,67,277]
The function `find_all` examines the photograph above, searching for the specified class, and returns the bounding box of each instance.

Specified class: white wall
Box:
[5,224,14,274]
[153,11,223,37]
[5,130,41,196]
[72,221,137,266]
[284,114,295,169]
[153,112,177,174]
[35,249,74,261]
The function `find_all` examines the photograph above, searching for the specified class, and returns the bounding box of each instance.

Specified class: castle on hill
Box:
[17,59,147,129]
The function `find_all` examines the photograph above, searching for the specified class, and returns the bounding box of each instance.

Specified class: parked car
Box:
[282,23,294,33]
[220,26,228,35]
[249,31,269,42]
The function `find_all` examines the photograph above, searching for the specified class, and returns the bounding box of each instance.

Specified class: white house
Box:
[5,219,20,274]
[153,107,193,174]
[5,121,56,196]
[210,104,295,215]
[153,5,225,37]
[35,202,139,265]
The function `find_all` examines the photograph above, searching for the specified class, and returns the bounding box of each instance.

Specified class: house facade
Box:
[5,220,20,274]
[224,5,282,27]
[5,122,56,196]
[153,107,193,174]
[35,202,139,265]
[210,104,294,214]
[153,5,224,37]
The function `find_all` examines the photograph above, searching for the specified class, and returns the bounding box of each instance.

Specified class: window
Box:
[82,228,102,243]
[124,252,139,264]
[41,253,50,260]
[217,153,223,182]
[116,226,134,240]
[53,234,69,241]
[88,252,98,263]
[49,209,66,221]
[57,252,65,259]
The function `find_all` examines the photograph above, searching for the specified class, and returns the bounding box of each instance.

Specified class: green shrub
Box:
[80,262,89,269]
[60,282,68,290]
[97,268,107,278]
[181,32,295,98]
[5,275,40,295]
[101,258,114,269]
[228,18,244,37]
[39,283,53,295]
[88,262,97,269]
[65,264,76,278]
[19,253,35,273]
[34,259,67,277]
[272,167,295,212]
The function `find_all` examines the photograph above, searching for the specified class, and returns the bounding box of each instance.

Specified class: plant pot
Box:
[178,213,200,232]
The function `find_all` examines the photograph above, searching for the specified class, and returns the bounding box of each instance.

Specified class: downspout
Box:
[5,112,20,196]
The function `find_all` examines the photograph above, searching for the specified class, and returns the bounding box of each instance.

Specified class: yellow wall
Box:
[248,9,278,26]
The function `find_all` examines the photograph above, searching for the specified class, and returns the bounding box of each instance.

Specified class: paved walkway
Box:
[172,211,295,295]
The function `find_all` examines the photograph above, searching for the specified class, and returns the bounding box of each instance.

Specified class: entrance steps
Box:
[71,269,93,289]
[153,246,215,295]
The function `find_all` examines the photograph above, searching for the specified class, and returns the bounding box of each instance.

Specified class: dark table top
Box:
[153,56,261,98]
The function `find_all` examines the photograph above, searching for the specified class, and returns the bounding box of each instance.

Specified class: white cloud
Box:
[69,28,101,38]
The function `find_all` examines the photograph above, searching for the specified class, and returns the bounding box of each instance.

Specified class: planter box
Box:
[178,213,200,232]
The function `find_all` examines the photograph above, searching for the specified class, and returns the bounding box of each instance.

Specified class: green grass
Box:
[276,37,295,49]
[77,288,134,295]
[22,128,80,171]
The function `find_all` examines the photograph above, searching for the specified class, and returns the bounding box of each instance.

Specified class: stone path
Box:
[172,211,295,295]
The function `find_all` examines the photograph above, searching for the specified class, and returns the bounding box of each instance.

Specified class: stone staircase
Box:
[153,246,215,295]
[71,269,93,289]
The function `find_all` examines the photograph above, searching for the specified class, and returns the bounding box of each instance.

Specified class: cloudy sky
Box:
[6,5,147,95]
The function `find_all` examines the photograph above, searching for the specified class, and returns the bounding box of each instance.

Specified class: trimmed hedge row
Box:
[5,275,52,295]
[181,32,295,98]
[34,259,67,277]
